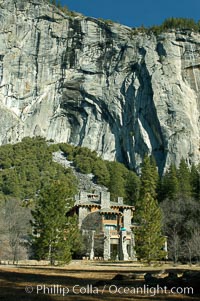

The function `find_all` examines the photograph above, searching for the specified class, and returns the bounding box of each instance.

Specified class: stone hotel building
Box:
[68,191,137,260]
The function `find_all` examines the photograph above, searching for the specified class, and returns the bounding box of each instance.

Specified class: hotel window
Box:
[104,225,116,230]
[104,214,117,220]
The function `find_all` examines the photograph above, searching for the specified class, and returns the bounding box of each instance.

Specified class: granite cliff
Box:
[0,0,200,173]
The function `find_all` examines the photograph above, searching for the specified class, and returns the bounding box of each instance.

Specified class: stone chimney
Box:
[100,191,110,209]
[117,197,123,205]
[75,191,89,204]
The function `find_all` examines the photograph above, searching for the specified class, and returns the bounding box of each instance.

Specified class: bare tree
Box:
[190,229,200,263]
[160,197,200,263]
[168,227,182,264]
[0,198,31,263]
[183,237,194,266]
[183,228,200,265]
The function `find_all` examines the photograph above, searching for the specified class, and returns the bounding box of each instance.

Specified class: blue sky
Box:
[60,0,200,28]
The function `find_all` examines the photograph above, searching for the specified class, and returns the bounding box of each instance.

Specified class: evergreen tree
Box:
[92,159,110,187]
[190,164,200,201]
[160,164,179,200]
[67,215,84,256]
[125,170,140,205]
[107,161,127,201]
[61,5,69,14]
[139,155,158,199]
[57,0,62,9]
[0,137,77,200]
[73,147,97,174]
[135,155,165,263]
[178,158,192,198]
[31,181,78,264]
[51,0,56,6]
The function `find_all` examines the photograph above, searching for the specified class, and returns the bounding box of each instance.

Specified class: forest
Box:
[0,137,199,264]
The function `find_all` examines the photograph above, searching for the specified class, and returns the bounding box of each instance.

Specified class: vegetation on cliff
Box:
[144,18,200,35]
[47,1,200,34]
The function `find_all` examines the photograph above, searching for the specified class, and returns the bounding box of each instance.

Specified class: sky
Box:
[60,0,200,28]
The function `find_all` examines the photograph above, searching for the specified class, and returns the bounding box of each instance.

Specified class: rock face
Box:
[0,0,200,173]
[52,151,108,192]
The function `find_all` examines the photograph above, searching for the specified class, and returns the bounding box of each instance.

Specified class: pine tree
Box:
[135,155,166,263]
[190,164,200,201]
[161,164,179,200]
[57,0,62,9]
[178,158,192,198]
[92,159,110,187]
[51,0,56,6]
[125,170,140,205]
[107,162,127,201]
[31,181,78,264]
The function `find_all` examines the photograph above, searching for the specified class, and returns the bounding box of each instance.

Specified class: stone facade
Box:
[71,191,136,261]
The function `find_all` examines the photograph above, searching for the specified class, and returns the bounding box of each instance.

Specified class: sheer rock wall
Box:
[0,0,200,172]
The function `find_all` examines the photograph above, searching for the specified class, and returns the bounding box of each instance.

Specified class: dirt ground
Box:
[0,261,199,301]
